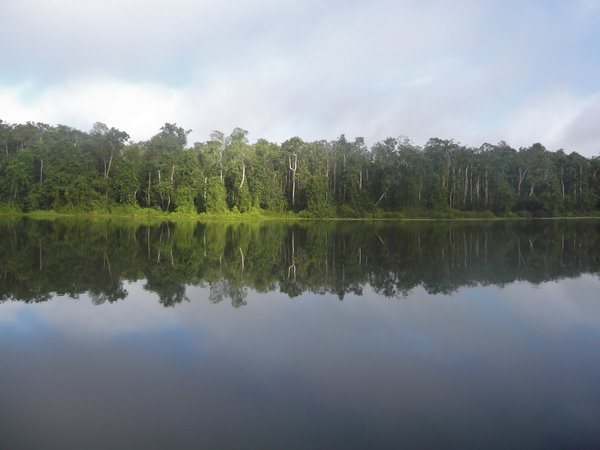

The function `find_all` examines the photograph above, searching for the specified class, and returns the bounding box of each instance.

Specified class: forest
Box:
[1,119,599,217]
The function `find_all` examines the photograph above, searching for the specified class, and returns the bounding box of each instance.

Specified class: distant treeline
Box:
[1,218,599,307]
[1,120,599,216]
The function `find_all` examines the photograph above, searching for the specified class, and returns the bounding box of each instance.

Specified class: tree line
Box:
[1,119,599,216]
[1,218,599,306]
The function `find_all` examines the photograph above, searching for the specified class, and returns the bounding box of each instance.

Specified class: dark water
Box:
[1,217,600,449]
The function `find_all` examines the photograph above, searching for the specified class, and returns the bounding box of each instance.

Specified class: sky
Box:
[1,0,599,156]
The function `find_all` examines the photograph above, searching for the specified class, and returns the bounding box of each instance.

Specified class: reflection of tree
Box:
[208,278,248,308]
[0,217,599,307]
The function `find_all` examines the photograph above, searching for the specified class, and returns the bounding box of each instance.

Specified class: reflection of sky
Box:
[1,277,600,449]
[3,277,599,339]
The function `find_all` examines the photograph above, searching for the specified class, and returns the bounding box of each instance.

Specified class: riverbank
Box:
[1,205,599,221]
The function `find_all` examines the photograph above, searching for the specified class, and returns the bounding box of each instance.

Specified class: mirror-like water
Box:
[1,218,599,449]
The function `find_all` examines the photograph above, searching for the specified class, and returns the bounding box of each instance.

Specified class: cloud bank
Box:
[1,0,599,155]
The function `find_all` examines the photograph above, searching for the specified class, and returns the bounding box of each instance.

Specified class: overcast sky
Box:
[1,0,599,155]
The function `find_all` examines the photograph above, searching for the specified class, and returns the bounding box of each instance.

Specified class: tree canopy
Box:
[1,119,599,217]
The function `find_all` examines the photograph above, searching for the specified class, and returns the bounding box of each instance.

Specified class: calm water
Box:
[1,218,600,449]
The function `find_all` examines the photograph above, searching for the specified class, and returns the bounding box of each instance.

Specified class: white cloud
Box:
[500,90,600,154]
[1,0,599,155]
[0,79,184,140]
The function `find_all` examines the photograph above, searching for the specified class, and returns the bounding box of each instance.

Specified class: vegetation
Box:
[1,218,599,307]
[1,119,600,217]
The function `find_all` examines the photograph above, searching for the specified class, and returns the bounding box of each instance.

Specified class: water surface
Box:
[1,218,599,449]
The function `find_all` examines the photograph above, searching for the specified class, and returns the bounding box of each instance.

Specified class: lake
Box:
[1,217,599,449]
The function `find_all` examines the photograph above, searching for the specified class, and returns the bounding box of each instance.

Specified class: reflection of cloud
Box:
[492,275,600,333]
[1,276,599,342]
[2,276,600,449]
[0,302,24,325]
[23,282,180,337]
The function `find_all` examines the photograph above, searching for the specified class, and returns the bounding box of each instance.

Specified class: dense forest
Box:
[1,120,600,217]
[1,218,599,306]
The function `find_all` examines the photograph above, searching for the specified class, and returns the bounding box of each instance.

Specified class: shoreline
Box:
[1,211,598,222]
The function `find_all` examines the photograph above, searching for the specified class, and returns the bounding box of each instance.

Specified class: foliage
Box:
[0,120,599,217]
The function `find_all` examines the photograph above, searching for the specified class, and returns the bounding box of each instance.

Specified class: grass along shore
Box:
[1,203,599,221]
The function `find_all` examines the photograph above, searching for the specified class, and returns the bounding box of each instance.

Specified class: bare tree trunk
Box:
[239,160,246,189]
[289,153,297,206]
[464,166,468,206]
[470,169,473,204]
[518,167,528,198]
[333,161,337,199]
[325,159,329,202]
[39,158,44,183]
[105,151,114,178]
[147,171,151,205]
[579,164,583,200]
[484,171,489,207]
[219,148,224,180]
